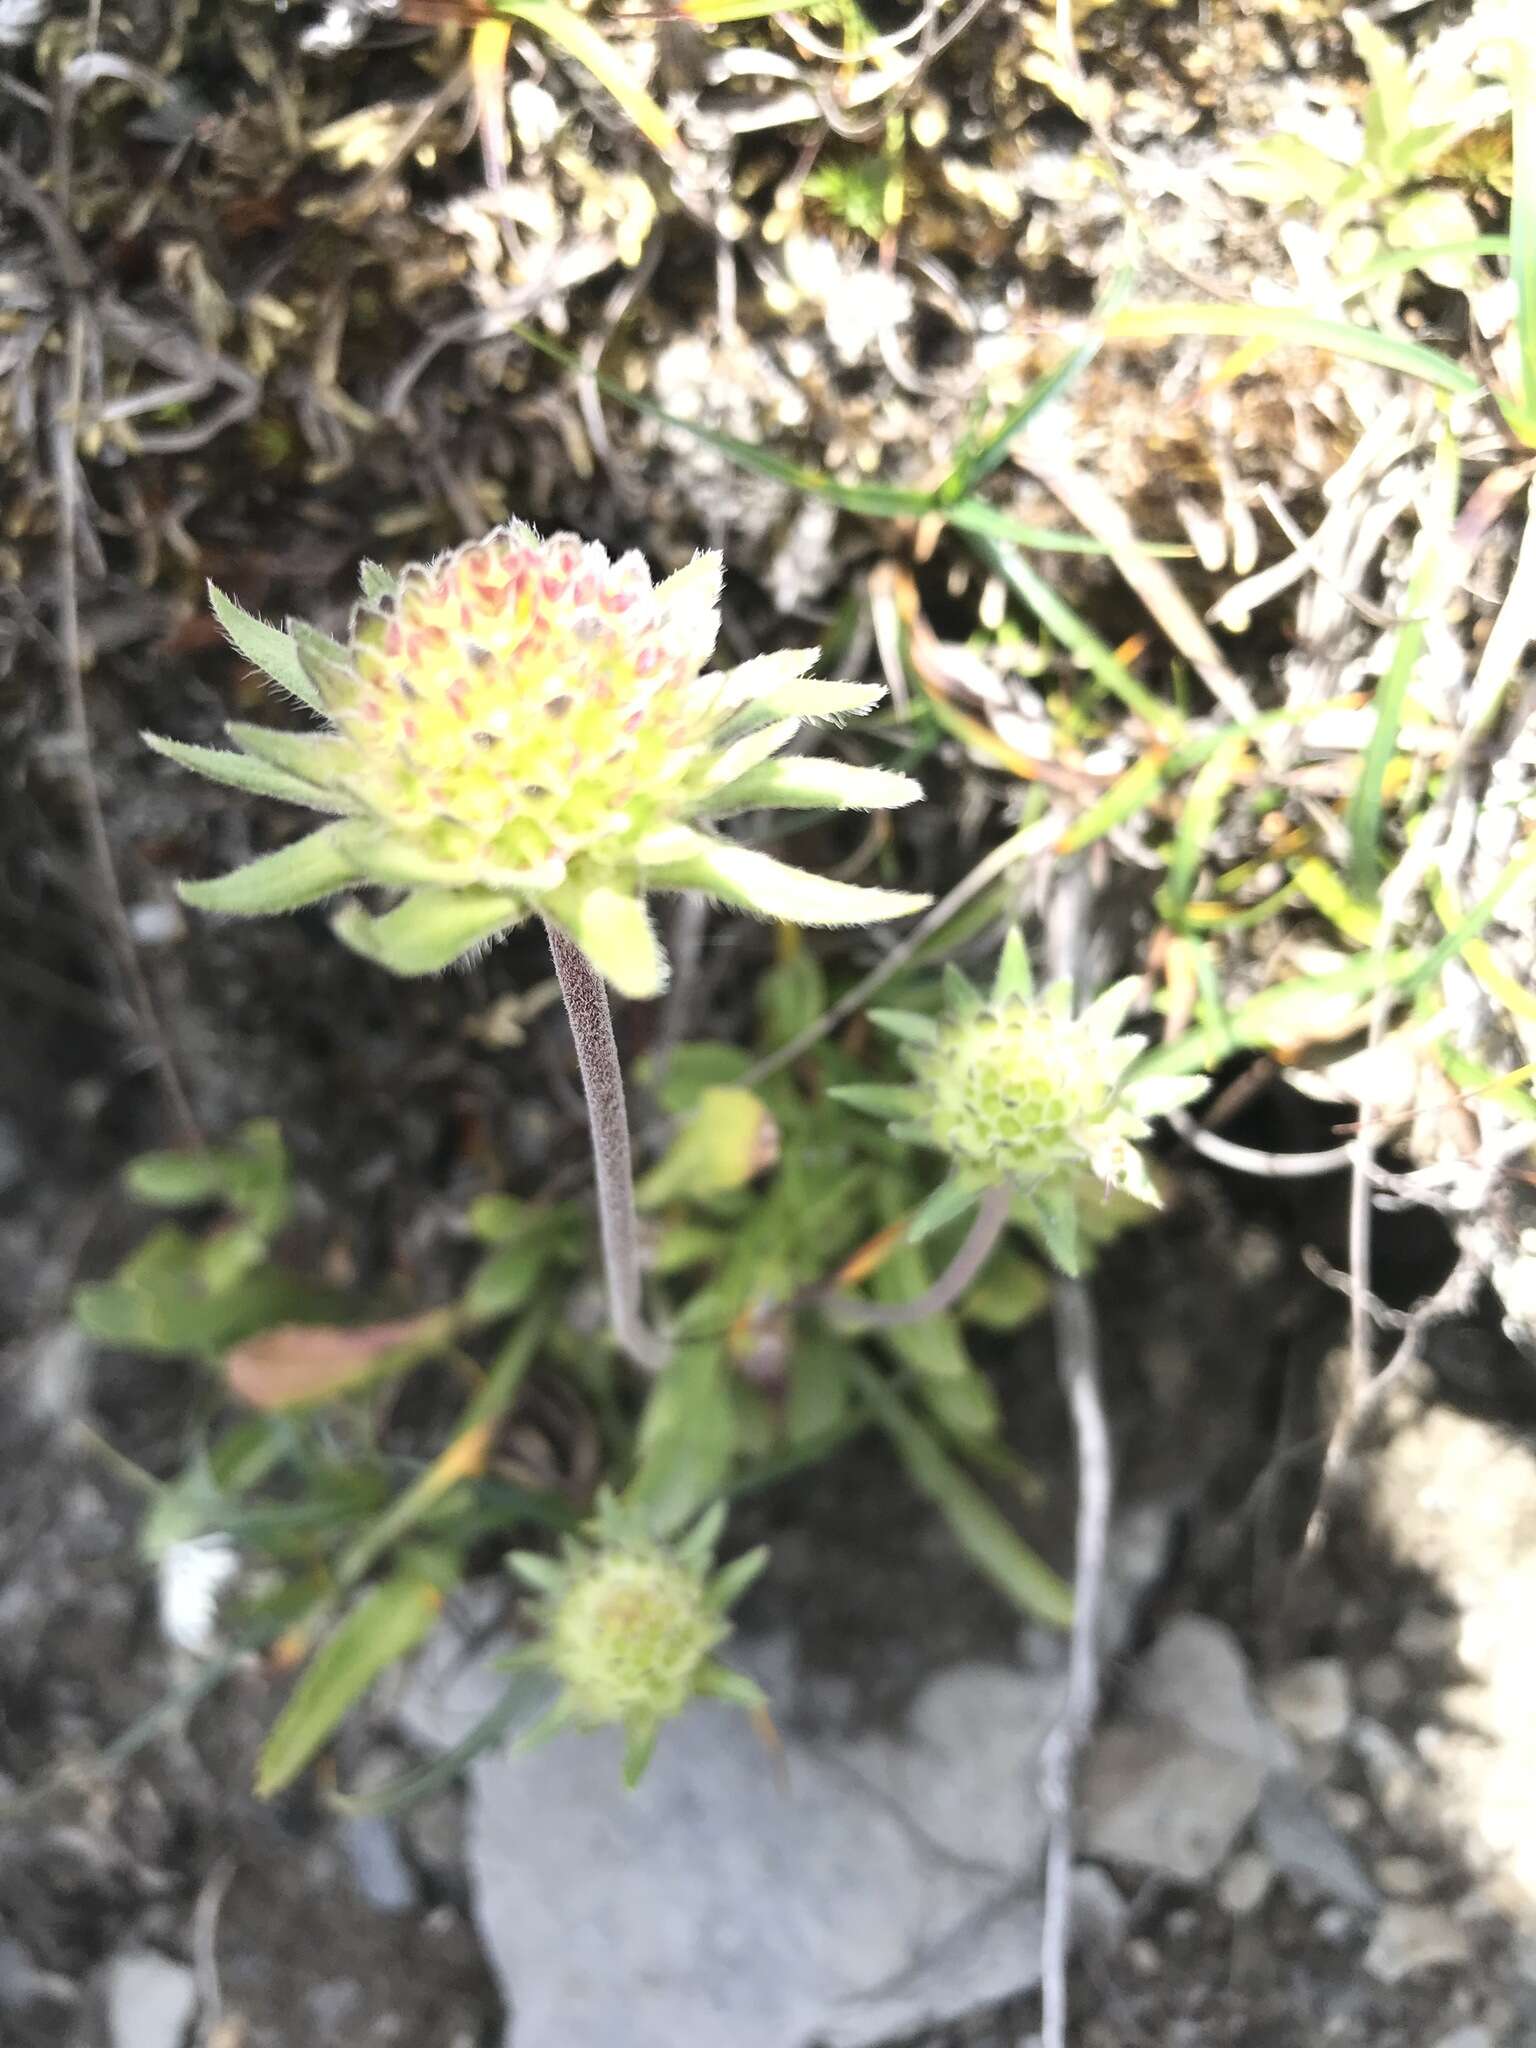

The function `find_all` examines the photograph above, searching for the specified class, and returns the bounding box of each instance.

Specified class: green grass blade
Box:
[1507,33,1536,437]
[848,1359,1072,1627]
[1336,236,1511,300]
[938,263,1138,502]
[509,322,1182,558]
[979,540,1186,737]
[1163,730,1248,921]
[1401,833,1536,1001]
[489,0,680,157]
[1106,303,1482,398]
[1133,952,1424,1078]
[1346,427,1460,897]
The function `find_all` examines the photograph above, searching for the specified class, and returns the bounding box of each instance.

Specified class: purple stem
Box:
[545,921,668,1375]
[833,1181,1014,1330]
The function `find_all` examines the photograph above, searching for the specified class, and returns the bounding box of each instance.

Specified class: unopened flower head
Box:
[508,1493,767,1785]
[148,525,929,996]
[836,932,1207,1271]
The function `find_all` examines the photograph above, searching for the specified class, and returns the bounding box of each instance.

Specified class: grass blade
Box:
[1105,303,1482,398]
[938,262,1138,501]
[490,0,680,157]
[848,1358,1072,1626]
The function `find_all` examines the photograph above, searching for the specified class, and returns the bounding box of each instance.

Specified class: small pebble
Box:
[1218,1850,1273,1917]
[1432,2028,1492,2048]
[1376,1855,1432,1899]
[1127,1938,1161,1977]
[1323,1789,1370,1834]
[1364,1903,1472,1984]
[1359,1655,1409,1712]
[1264,1660,1352,1747]
[1315,1906,1356,1943]
[1395,1612,1459,1661]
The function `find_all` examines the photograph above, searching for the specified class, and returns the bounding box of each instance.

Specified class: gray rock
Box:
[1432,2028,1493,2048]
[105,1949,197,2048]
[1363,1904,1473,1985]
[1262,1659,1352,1747]
[1256,1775,1377,1912]
[339,1813,419,1915]
[403,1636,1062,2048]
[1079,1617,1289,1883]
[1217,1850,1273,1917]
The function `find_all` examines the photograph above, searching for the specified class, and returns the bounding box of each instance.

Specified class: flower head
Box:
[148,525,929,996]
[835,932,1207,1272]
[509,1492,767,1785]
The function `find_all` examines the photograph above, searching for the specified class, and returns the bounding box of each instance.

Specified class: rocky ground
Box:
[4,0,1535,2042]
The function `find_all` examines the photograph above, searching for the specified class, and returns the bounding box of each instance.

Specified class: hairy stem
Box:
[1039,1273,1112,2048]
[832,1181,1013,1331]
[545,922,668,1375]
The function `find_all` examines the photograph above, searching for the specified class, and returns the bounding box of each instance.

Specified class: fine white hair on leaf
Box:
[158,1533,240,1655]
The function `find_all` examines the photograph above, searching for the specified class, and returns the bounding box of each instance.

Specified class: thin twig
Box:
[544,921,668,1375]
[1167,1106,1354,1180]
[1303,1242,1483,1555]
[51,320,199,1141]
[1301,798,1455,1558]
[1038,1272,1112,2048]
[828,1181,1013,1331]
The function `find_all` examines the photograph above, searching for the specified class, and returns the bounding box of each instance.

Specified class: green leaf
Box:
[256,1566,445,1796]
[464,1242,546,1319]
[627,1343,738,1534]
[827,1082,923,1121]
[143,732,348,811]
[623,1722,660,1787]
[331,1671,555,1816]
[637,1086,779,1207]
[849,1360,1071,1626]
[991,928,1033,1001]
[178,823,361,916]
[864,1008,934,1049]
[289,618,358,710]
[555,887,667,999]
[645,833,931,928]
[756,946,828,1050]
[1023,1181,1084,1276]
[467,1194,535,1243]
[699,757,923,818]
[331,888,523,974]
[226,722,353,788]
[208,584,322,712]
[908,1178,981,1241]
[962,1245,1050,1330]
[358,560,397,604]
[942,962,984,1015]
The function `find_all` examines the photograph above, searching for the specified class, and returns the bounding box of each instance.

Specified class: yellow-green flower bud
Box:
[147,526,930,997]
[509,1493,767,1785]
[836,932,1208,1271]
[547,1550,724,1727]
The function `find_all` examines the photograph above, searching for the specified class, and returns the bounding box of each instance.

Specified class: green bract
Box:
[148,525,930,997]
[835,932,1208,1273]
[507,1493,767,1785]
